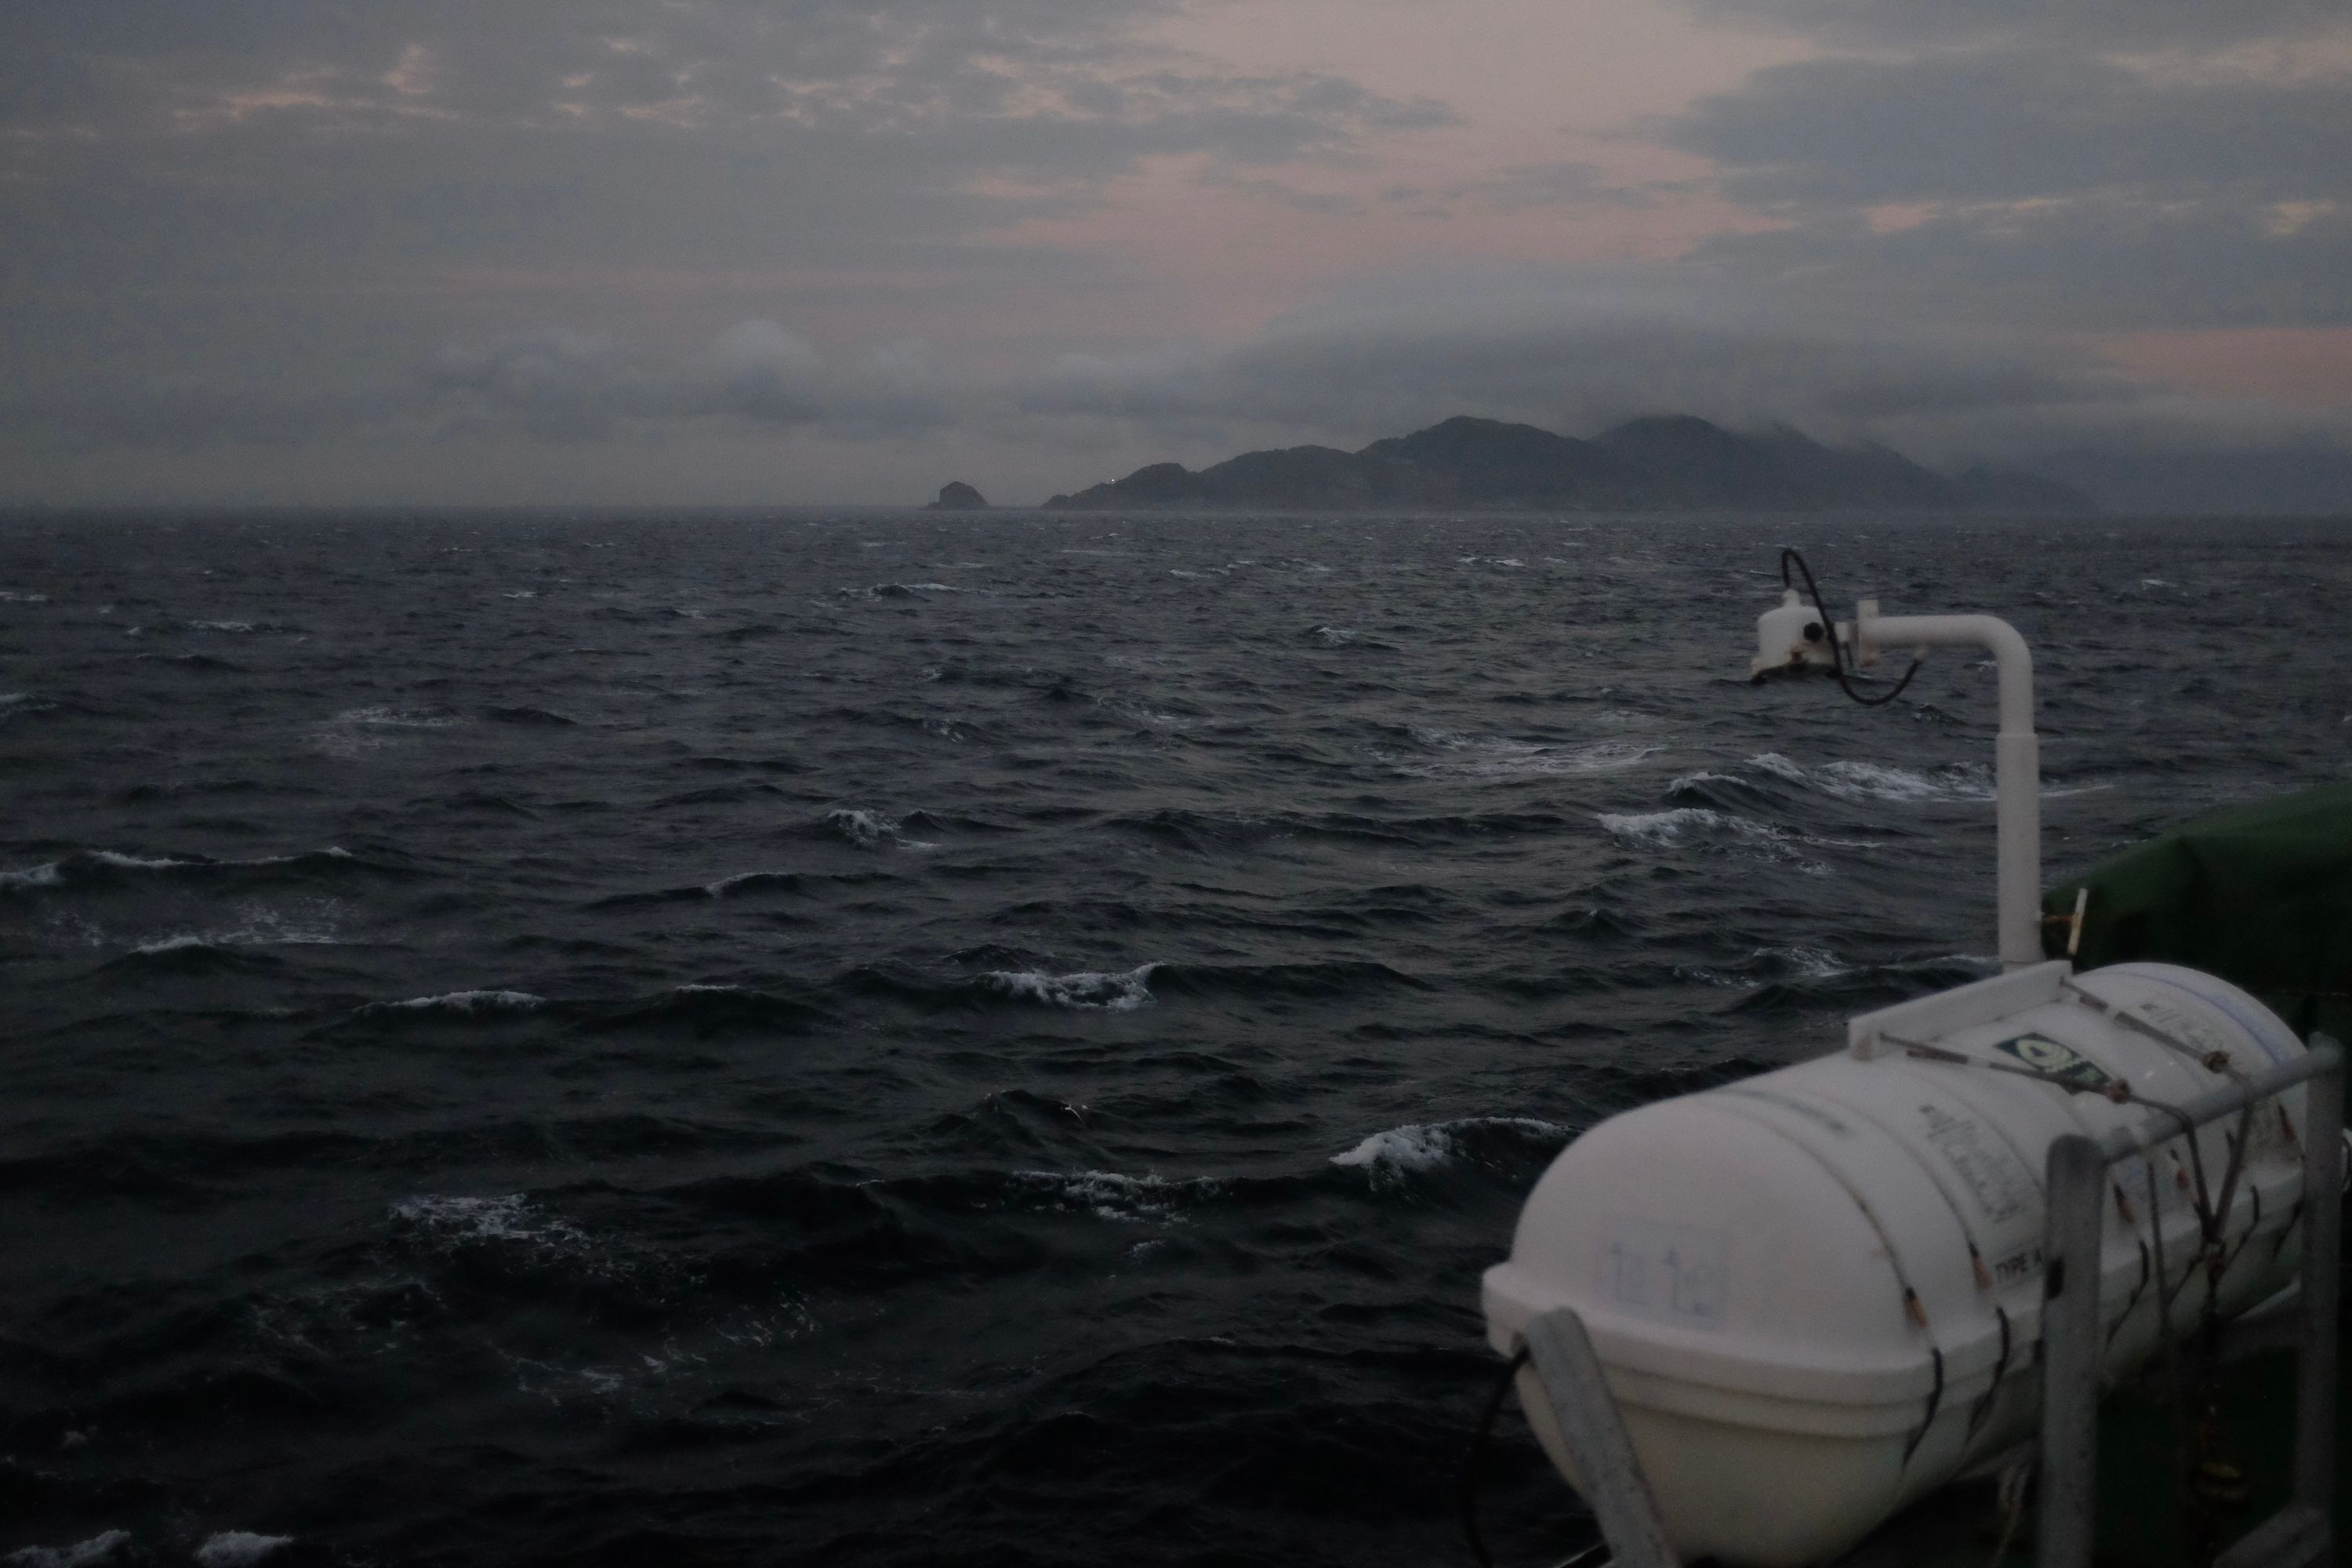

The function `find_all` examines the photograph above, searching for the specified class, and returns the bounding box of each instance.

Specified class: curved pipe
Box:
[1855,610,2042,971]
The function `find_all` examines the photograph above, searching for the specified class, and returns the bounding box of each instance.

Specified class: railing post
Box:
[2038,1134,2108,1568]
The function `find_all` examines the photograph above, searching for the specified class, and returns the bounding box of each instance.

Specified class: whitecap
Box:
[1312,625,1357,644]
[704,870,789,896]
[1595,807,1869,874]
[1,861,64,891]
[194,1534,294,1567]
[190,620,255,633]
[316,706,459,757]
[1332,1124,1457,1174]
[0,590,49,603]
[1597,807,1773,847]
[825,807,935,848]
[3,1532,134,1568]
[1757,945,1849,980]
[982,963,1156,1011]
[1008,1168,1207,1223]
[372,989,546,1014]
[1748,751,1993,803]
[89,850,194,870]
[132,907,344,953]
[1666,769,1746,793]
[1331,1116,1570,1185]
[392,1193,583,1248]
[132,934,216,956]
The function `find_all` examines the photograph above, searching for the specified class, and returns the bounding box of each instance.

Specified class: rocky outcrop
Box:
[927,481,989,510]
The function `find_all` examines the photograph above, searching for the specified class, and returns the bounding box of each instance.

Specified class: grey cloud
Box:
[9,319,952,452]
[1683,0,2347,50]
[428,320,951,441]
[1018,274,2136,457]
[1679,201,2352,330]
[1672,50,2352,206]
[1,5,1456,307]
[1385,162,1668,215]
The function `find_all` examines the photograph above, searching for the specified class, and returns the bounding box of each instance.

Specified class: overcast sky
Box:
[3,1,2347,509]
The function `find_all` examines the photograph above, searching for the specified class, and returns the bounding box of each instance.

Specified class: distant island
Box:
[927,481,989,510]
[1041,415,2093,514]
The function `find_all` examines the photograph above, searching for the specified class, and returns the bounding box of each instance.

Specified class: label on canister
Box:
[1599,1218,1730,1330]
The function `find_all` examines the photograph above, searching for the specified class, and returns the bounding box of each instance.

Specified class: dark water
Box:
[2,511,2347,1567]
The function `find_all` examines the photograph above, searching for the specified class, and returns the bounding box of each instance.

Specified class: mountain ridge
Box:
[1040,414,2095,514]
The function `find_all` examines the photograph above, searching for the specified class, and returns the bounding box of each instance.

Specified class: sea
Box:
[2,510,2347,1567]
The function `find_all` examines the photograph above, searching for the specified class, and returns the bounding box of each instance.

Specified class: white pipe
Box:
[1853,608,2042,971]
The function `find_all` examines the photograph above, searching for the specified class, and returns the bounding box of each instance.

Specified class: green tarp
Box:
[2044,781,2352,1045]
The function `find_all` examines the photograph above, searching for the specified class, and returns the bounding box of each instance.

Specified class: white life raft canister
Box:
[1482,960,2314,1566]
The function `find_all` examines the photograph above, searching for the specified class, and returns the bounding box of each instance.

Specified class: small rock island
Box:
[927,481,989,510]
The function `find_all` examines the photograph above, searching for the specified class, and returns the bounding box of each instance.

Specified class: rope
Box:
[1461,1346,1531,1568]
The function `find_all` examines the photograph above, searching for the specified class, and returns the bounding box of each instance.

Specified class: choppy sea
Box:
[3,511,2348,1567]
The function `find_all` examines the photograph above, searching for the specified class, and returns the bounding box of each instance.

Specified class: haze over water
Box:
[4,510,2347,1565]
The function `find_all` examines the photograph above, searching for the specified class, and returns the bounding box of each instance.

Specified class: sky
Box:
[2,0,2348,511]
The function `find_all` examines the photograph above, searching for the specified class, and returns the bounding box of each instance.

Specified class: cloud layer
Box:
[1,1,2345,509]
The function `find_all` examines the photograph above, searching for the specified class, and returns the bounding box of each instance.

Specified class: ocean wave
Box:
[1676,944,1853,987]
[129,909,343,956]
[1748,750,1993,802]
[141,648,245,671]
[390,1193,583,1248]
[2,845,372,894]
[1005,1168,1214,1223]
[1154,959,1433,1003]
[823,807,937,849]
[1403,730,1655,780]
[1596,807,1875,872]
[485,704,575,726]
[194,1534,293,1567]
[705,869,808,898]
[0,691,56,721]
[980,963,1157,1011]
[0,589,49,603]
[1330,1116,1571,1185]
[368,989,547,1016]
[588,983,833,1036]
[316,706,461,756]
[3,1530,134,1567]
[1744,751,2104,803]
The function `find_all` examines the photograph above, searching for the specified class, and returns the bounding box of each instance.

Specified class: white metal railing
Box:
[2038,1034,2343,1568]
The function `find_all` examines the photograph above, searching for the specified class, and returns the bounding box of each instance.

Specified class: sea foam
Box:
[194,1534,294,1567]
[2,1532,133,1567]
[372,989,547,1014]
[981,963,1157,1011]
[1331,1116,1570,1185]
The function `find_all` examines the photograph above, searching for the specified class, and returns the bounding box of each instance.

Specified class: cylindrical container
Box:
[1483,960,2313,1566]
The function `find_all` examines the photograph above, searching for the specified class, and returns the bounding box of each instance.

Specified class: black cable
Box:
[1463,1345,1532,1568]
[1779,547,1924,707]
